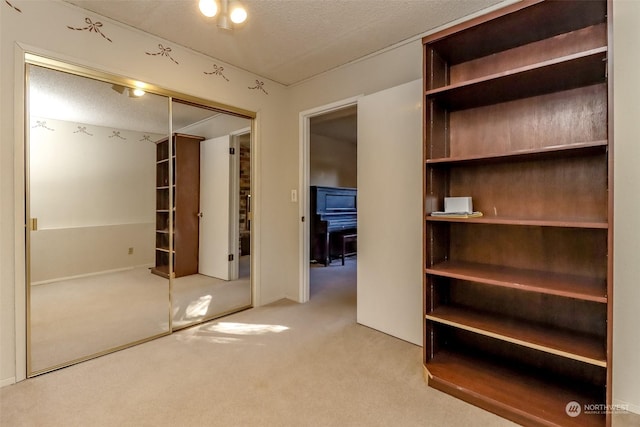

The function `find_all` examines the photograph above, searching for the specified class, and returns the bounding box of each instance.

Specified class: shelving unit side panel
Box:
[173,136,201,278]
[448,154,608,222]
[448,84,607,158]
[425,100,448,160]
[450,23,607,85]
[425,46,448,91]
[449,224,607,279]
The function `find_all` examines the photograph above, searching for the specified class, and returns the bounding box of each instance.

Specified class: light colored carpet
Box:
[4,257,639,426]
[29,267,170,373]
[30,256,251,373]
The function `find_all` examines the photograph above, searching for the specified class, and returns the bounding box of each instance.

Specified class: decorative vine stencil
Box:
[145,44,179,65]
[5,0,21,13]
[73,126,94,136]
[204,64,230,82]
[248,79,268,95]
[139,135,154,143]
[108,131,126,140]
[67,17,113,42]
[32,121,55,131]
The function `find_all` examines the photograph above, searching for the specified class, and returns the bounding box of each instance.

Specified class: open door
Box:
[198,135,236,280]
[356,79,423,345]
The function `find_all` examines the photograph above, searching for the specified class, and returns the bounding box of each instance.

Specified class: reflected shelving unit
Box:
[152,133,204,278]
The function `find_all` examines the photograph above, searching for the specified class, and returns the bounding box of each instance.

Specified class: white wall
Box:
[613,0,640,415]
[310,133,357,188]
[29,116,159,283]
[1,0,290,385]
[29,117,159,229]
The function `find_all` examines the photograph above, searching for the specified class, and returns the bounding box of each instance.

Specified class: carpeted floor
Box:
[3,257,639,426]
[30,257,251,373]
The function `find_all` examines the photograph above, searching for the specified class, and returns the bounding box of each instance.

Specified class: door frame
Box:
[297,95,360,303]
[229,126,250,280]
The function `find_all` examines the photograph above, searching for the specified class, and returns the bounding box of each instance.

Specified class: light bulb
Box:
[132,88,145,97]
[229,4,247,24]
[199,0,218,17]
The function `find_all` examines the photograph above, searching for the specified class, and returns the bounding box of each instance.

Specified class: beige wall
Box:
[310,133,357,188]
[613,0,640,414]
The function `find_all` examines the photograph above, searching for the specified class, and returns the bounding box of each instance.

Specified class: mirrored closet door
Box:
[26,57,255,376]
[27,63,172,374]
[168,100,252,330]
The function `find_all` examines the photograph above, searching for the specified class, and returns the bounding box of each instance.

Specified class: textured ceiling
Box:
[64,0,505,86]
[29,65,223,134]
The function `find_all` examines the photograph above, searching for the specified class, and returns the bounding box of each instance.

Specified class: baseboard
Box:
[614,398,640,415]
[31,263,153,286]
[0,376,16,388]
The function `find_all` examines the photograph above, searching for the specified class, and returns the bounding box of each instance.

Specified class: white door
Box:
[356,79,423,345]
[199,135,235,280]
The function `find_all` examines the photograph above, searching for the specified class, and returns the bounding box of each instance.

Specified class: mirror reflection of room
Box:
[27,64,171,374]
[27,60,254,376]
[168,100,252,330]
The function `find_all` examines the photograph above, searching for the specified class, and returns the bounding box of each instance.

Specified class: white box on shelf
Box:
[444,197,473,213]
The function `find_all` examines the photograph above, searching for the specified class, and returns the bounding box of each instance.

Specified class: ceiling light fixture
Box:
[111,84,145,98]
[199,0,247,29]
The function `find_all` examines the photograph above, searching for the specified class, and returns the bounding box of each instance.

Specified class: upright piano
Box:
[310,186,357,266]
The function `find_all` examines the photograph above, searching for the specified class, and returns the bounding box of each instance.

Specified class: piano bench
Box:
[341,233,357,266]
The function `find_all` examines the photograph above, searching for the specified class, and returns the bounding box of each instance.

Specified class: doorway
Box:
[299,97,359,303]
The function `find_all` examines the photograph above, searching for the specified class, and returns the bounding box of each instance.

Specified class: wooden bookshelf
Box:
[151,133,204,278]
[422,1,612,425]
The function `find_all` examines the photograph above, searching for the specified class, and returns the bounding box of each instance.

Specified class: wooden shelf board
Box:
[426,260,606,303]
[426,306,605,366]
[150,266,170,278]
[425,0,607,65]
[425,48,607,111]
[426,215,608,229]
[426,140,607,165]
[425,351,605,427]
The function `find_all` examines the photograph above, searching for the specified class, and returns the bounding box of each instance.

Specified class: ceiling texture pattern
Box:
[65,0,505,86]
